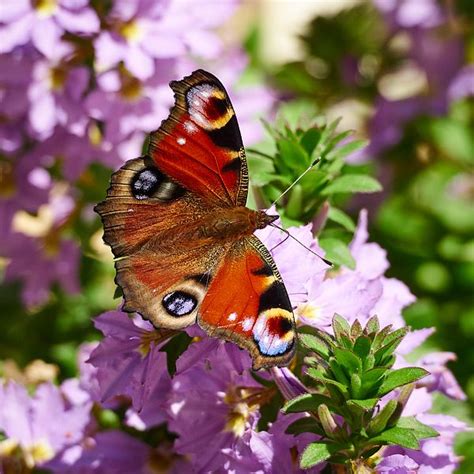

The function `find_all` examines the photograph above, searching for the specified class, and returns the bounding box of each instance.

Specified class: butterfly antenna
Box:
[269,222,332,267]
[270,158,321,208]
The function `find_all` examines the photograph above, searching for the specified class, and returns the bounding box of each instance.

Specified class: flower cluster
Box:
[1,210,466,472]
[0,0,273,309]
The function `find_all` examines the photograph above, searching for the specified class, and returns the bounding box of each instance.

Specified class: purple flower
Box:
[85,65,173,152]
[3,233,80,308]
[94,0,237,80]
[416,352,467,400]
[0,0,99,56]
[448,65,474,102]
[0,380,91,470]
[168,339,270,472]
[297,210,414,330]
[374,0,445,30]
[87,310,172,412]
[256,210,328,306]
[27,57,90,139]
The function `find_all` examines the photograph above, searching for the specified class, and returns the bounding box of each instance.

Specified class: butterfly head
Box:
[256,211,279,230]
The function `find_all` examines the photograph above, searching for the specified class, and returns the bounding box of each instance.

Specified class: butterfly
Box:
[95,70,296,369]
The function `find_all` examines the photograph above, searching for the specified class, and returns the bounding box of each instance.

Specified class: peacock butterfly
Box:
[95,70,296,369]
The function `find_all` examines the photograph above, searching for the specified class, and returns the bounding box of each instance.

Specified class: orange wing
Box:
[199,236,296,370]
[148,69,248,207]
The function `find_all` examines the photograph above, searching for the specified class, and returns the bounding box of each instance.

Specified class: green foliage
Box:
[248,116,377,227]
[284,315,436,470]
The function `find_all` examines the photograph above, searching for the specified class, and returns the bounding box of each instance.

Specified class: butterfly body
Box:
[96,70,297,369]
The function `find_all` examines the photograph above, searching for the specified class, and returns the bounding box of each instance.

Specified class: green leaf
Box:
[372,324,393,351]
[307,367,349,397]
[286,184,304,219]
[374,328,409,366]
[332,313,351,341]
[283,393,335,413]
[300,442,336,468]
[347,398,378,411]
[322,174,382,195]
[350,373,362,398]
[329,358,350,385]
[333,347,362,373]
[299,333,330,358]
[327,139,369,160]
[351,319,363,338]
[353,336,371,359]
[367,400,398,436]
[364,316,380,335]
[361,367,386,396]
[286,417,325,436]
[320,238,356,269]
[369,427,420,450]
[377,368,429,397]
[396,416,439,440]
[327,207,356,231]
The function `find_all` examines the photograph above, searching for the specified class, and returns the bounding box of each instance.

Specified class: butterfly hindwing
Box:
[148,69,248,207]
[199,236,296,370]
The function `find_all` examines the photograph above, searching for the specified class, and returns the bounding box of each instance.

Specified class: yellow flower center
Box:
[35,0,58,17]
[119,21,142,42]
[49,66,67,91]
[118,65,143,101]
[296,302,322,322]
[26,439,55,467]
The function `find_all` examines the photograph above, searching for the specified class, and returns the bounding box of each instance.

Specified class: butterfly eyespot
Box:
[131,168,163,200]
[252,309,295,357]
[162,291,197,317]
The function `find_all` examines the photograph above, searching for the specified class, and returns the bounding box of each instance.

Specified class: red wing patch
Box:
[199,236,296,370]
[148,70,248,207]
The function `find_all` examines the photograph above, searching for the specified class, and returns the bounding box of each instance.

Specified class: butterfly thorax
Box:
[196,207,278,241]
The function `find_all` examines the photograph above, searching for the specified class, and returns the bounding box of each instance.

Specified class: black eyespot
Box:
[131,167,163,199]
[162,291,197,317]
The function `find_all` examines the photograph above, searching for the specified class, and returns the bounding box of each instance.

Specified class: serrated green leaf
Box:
[327,207,356,231]
[347,398,378,411]
[351,319,363,338]
[329,358,350,385]
[299,333,330,358]
[321,174,382,195]
[372,324,393,351]
[350,373,362,398]
[320,238,356,269]
[333,314,351,340]
[363,353,375,371]
[286,417,325,436]
[300,442,337,468]
[367,400,398,436]
[327,139,369,161]
[364,316,380,335]
[283,393,335,413]
[307,367,349,397]
[377,368,429,397]
[353,336,371,359]
[333,347,362,373]
[369,427,420,450]
[396,417,439,440]
[374,330,408,366]
[361,368,386,397]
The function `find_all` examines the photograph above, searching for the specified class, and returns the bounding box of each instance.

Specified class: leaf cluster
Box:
[283,315,437,470]
[248,116,380,229]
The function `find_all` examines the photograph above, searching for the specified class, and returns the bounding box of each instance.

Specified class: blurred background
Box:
[0,0,473,471]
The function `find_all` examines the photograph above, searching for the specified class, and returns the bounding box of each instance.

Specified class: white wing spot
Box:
[241,317,253,332]
[227,312,237,322]
[184,121,197,133]
[177,137,186,145]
